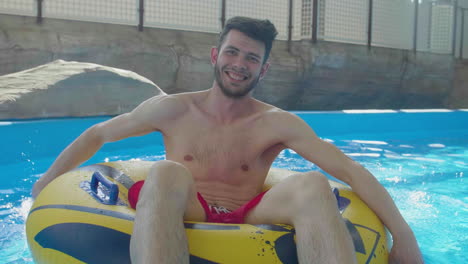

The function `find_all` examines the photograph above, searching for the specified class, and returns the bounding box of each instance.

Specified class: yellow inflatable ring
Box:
[26,160,389,263]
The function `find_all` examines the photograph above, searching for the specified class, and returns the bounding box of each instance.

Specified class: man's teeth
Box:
[227,72,246,81]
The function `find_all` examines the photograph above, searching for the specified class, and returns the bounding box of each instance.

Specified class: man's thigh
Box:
[142,160,206,222]
[183,188,206,222]
[245,172,334,225]
[244,174,303,225]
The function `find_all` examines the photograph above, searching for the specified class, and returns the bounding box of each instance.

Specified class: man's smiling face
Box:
[211,30,270,99]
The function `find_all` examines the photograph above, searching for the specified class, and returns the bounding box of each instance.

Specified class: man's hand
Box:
[389,231,424,264]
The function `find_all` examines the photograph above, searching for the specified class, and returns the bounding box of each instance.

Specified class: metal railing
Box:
[0,0,466,58]
[455,6,468,58]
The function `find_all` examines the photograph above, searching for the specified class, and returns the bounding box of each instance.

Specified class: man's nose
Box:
[231,56,247,70]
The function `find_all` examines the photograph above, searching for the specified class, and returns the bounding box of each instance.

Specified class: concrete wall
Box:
[1,14,467,111]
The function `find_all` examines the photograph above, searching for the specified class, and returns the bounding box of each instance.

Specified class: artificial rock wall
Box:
[0,14,466,119]
[0,60,164,119]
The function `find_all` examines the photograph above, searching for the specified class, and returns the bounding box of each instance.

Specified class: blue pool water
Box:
[1,110,467,264]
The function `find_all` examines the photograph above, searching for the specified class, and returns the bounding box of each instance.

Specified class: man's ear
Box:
[210,47,218,65]
[259,62,270,80]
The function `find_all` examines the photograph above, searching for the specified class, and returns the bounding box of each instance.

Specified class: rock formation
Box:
[0,60,165,119]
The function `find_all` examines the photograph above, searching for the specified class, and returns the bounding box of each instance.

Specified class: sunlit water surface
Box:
[1,112,466,264]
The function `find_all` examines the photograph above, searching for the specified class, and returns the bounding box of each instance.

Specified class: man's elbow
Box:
[82,124,106,146]
[346,160,379,188]
[336,158,362,187]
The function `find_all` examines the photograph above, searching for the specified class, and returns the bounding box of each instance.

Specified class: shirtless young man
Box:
[32,17,423,264]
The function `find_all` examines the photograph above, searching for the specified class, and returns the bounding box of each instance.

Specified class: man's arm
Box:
[32,94,182,198]
[276,112,423,264]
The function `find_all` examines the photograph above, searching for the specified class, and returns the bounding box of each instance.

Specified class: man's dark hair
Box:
[218,16,278,63]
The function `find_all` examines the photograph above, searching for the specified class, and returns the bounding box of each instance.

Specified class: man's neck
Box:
[202,84,255,124]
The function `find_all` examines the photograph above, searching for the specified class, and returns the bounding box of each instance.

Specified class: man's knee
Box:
[139,160,193,202]
[288,172,335,210]
[146,160,193,187]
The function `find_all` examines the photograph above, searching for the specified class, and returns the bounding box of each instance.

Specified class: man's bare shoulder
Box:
[131,93,191,123]
[141,94,183,111]
[140,91,210,119]
[171,90,209,105]
[251,100,279,115]
[255,101,299,122]
[255,103,311,136]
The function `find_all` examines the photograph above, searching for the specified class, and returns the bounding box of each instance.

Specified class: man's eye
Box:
[248,57,260,63]
[226,50,236,55]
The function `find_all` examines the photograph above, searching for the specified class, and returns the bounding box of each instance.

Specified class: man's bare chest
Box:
[168,126,265,165]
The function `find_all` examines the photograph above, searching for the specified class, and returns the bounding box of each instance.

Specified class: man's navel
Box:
[184,154,194,161]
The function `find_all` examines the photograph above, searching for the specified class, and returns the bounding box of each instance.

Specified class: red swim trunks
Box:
[197,191,267,224]
[128,180,267,224]
[128,180,145,209]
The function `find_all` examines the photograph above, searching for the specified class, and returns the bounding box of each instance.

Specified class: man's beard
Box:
[214,63,260,99]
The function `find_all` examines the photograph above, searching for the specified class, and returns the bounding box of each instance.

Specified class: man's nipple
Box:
[241,164,249,171]
[184,155,194,161]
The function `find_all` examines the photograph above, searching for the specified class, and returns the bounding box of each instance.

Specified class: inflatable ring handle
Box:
[90,172,119,205]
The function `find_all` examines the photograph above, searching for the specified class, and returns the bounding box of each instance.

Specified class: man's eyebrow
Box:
[224,45,239,51]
